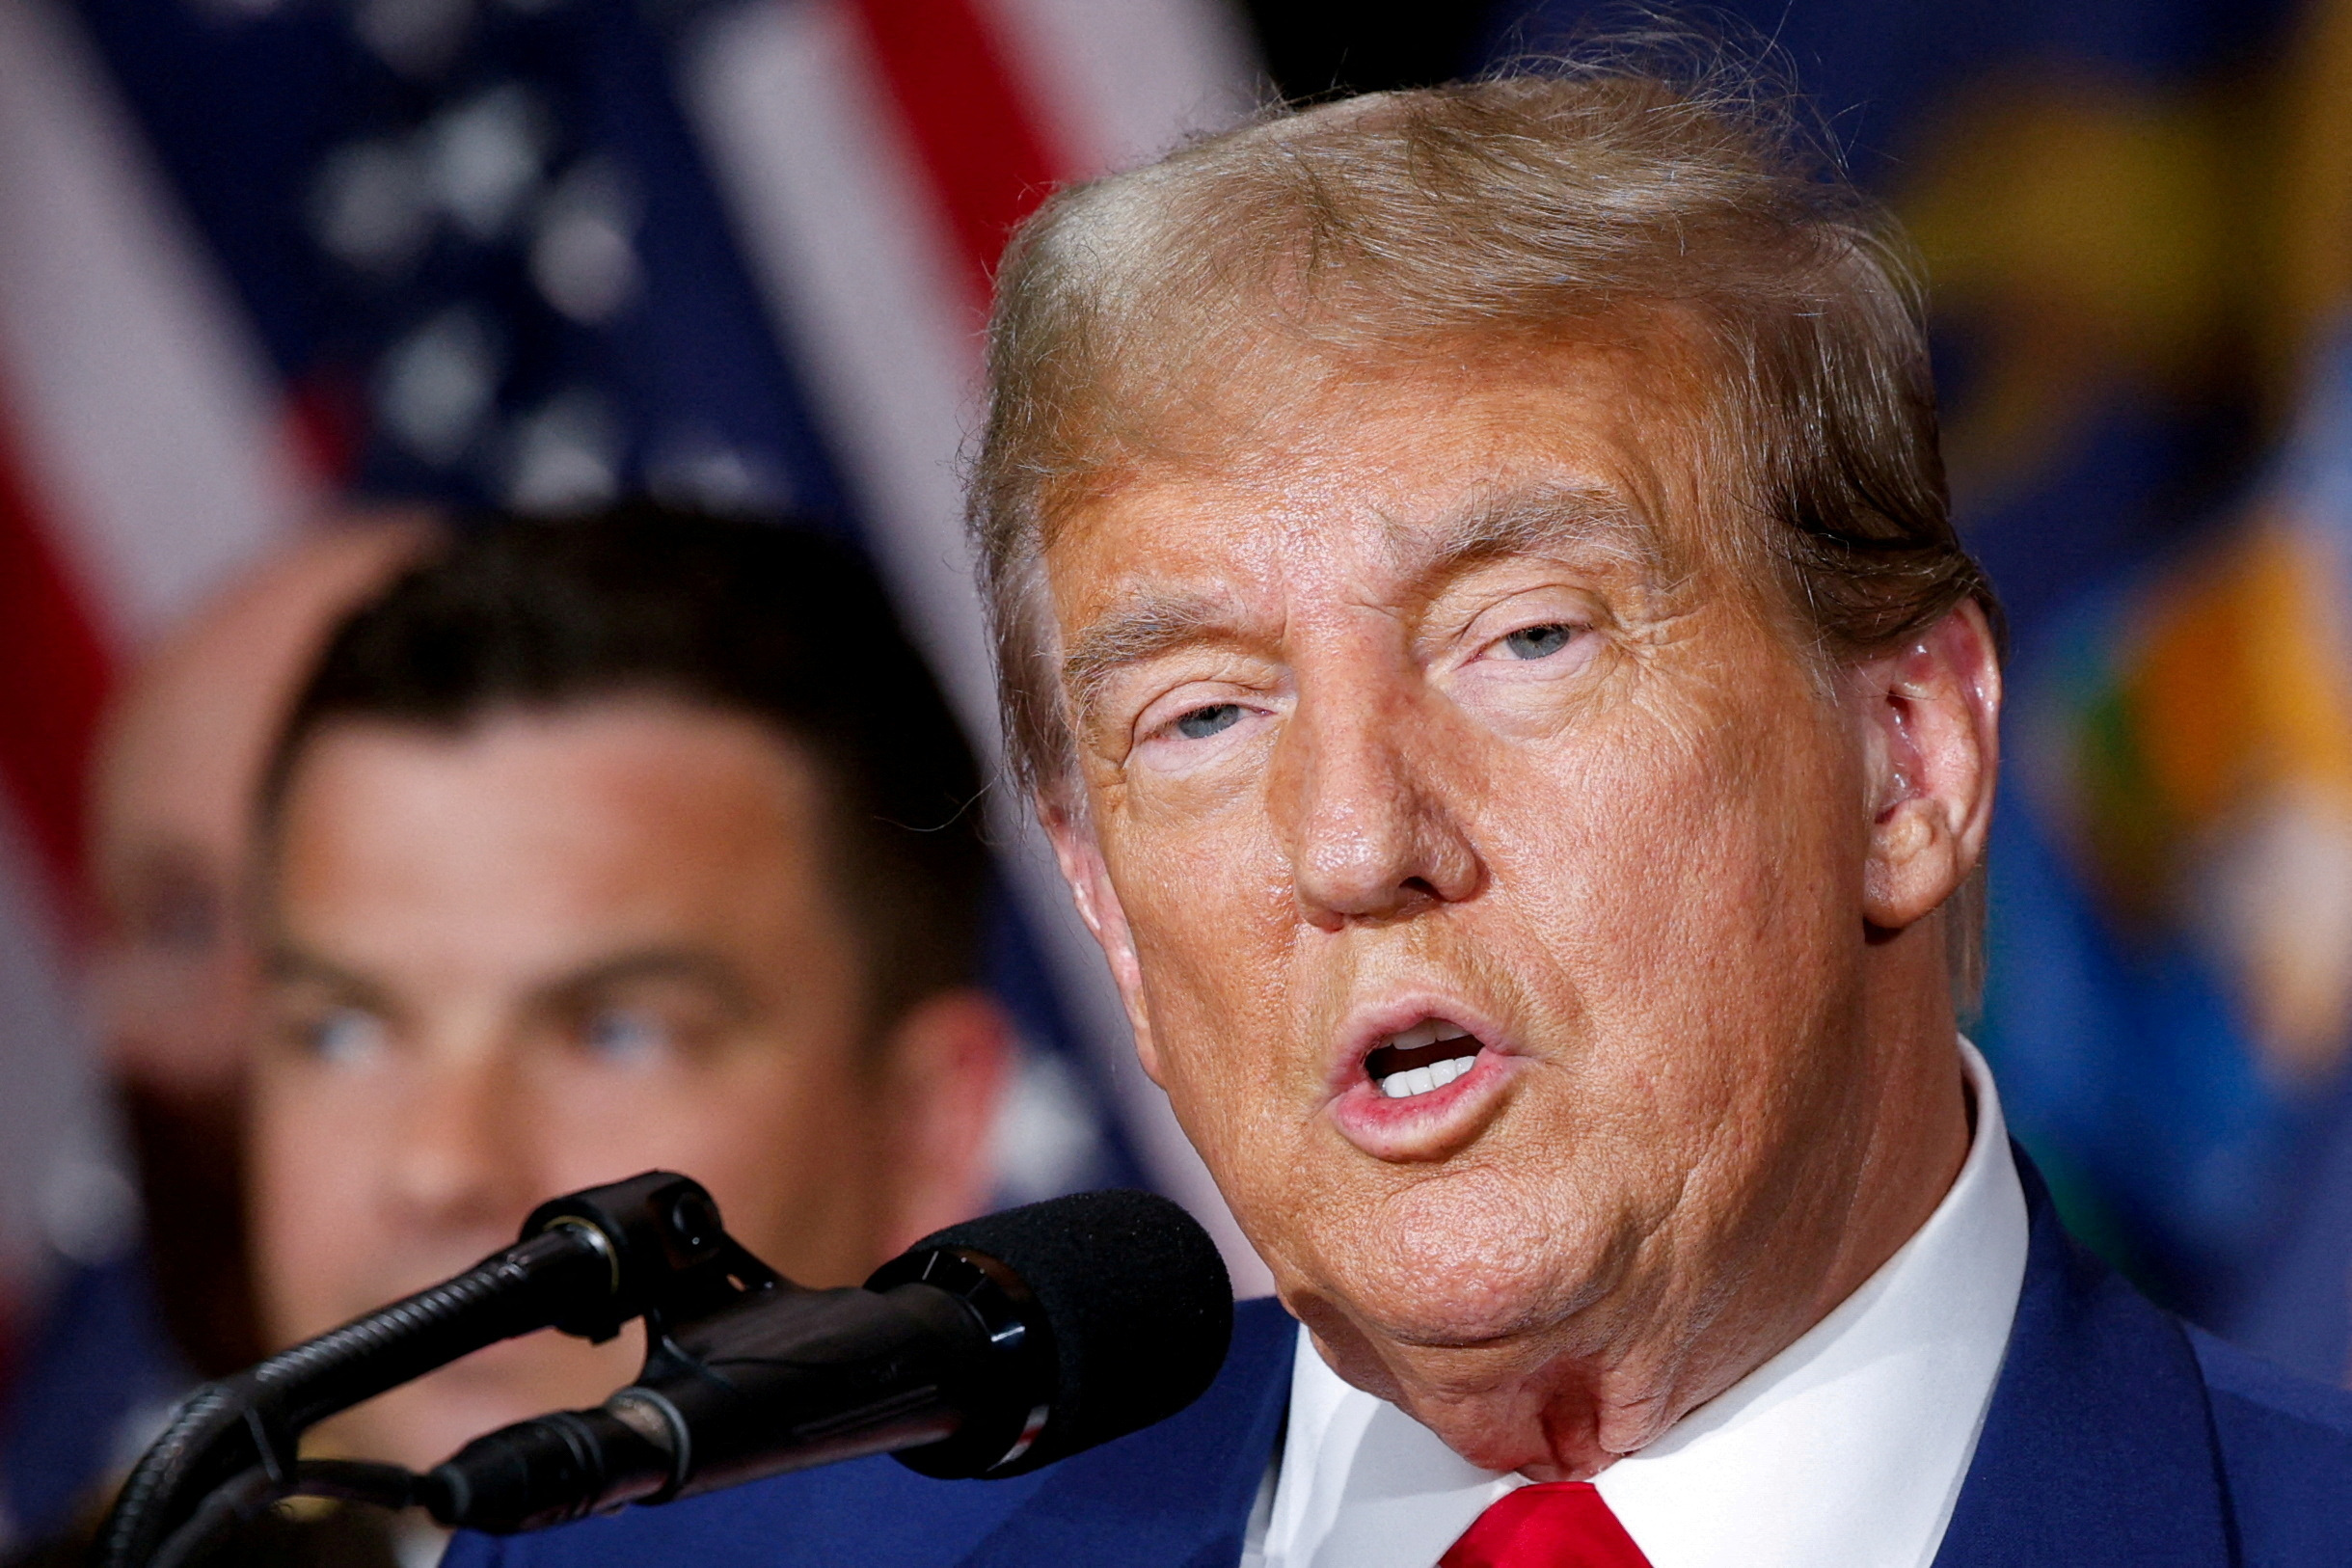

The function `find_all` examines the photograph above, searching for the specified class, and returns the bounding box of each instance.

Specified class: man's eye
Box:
[582,1008,670,1064]
[1500,624,1578,661]
[306,1007,387,1066]
[1174,703,1244,740]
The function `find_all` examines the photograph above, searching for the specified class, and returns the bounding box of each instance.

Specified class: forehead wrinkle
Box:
[1380,482,1663,588]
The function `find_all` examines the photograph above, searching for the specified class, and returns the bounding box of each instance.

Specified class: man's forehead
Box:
[1038,326,1734,665]
[1081,473,1655,575]
[1057,329,1707,550]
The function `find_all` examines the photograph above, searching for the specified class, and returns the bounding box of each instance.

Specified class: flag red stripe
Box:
[845,0,1068,312]
[0,409,113,908]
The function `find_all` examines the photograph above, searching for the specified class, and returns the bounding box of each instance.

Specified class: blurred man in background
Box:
[91,518,440,1378]
[0,517,433,1549]
[7,505,1010,1567]
[244,505,1009,1480]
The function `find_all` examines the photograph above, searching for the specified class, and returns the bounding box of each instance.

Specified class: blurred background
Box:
[0,0,2347,1550]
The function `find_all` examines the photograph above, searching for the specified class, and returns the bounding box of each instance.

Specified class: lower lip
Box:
[1329,1047,1517,1154]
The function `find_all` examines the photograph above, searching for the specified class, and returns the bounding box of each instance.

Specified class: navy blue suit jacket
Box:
[447,1162,2352,1567]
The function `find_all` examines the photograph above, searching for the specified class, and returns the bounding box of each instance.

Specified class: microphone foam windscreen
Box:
[912,1188,1232,1473]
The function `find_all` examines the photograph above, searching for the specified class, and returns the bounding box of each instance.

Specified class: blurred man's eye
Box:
[305,1006,388,1066]
[580,1007,673,1065]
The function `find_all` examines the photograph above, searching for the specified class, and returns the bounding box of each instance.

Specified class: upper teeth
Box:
[1385,1021,1471,1052]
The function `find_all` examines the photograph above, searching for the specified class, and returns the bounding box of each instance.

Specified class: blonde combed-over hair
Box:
[969,46,2002,1003]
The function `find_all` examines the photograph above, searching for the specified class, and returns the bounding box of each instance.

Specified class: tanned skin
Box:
[1041,334,1998,1480]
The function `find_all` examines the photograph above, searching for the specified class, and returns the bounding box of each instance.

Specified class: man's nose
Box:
[1276,686,1482,929]
[387,1046,529,1236]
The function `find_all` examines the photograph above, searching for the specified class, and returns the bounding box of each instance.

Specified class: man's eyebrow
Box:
[1061,589,1239,724]
[532,948,757,1017]
[1395,483,1659,581]
[262,945,397,1014]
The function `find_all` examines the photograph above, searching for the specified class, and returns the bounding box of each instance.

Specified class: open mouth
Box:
[1363,1019,1483,1100]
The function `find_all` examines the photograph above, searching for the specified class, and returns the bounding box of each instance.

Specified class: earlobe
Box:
[1041,800,1166,1084]
[1858,602,2002,932]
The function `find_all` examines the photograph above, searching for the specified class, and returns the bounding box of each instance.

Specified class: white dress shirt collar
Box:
[1250,1040,2030,1568]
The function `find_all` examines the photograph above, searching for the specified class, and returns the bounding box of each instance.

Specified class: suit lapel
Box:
[1933,1150,2233,1568]
[955,1296,1295,1568]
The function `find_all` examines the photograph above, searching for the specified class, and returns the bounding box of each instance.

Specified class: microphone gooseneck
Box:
[420,1188,1234,1533]
[100,1178,1234,1562]
[97,1172,776,1568]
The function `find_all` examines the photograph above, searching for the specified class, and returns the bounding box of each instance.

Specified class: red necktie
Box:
[1438,1481,1655,1568]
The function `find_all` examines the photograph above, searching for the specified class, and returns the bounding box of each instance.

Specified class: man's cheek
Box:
[1133,937,1273,1101]
[1120,831,1285,973]
[1127,927,1292,1158]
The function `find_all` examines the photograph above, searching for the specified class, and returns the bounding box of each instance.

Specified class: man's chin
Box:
[313,1375,551,1473]
[1295,1261,1585,1394]
[1347,1277,1561,1352]
[1293,1181,1630,1351]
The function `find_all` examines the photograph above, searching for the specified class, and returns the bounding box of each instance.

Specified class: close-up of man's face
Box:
[250,696,1001,1470]
[1043,332,1995,1473]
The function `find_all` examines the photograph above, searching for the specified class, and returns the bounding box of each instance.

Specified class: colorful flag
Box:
[0,0,1260,1540]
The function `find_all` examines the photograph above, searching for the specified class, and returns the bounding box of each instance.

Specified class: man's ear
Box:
[876,987,1012,1256]
[1041,799,1165,1085]
[1854,599,2002,933]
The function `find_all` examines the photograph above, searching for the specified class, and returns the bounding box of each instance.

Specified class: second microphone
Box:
[419,1187,1232,1534]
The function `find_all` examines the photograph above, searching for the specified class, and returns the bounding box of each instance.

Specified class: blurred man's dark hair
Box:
[260,503,989,1025]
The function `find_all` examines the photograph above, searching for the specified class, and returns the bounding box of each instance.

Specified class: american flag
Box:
[0,0,1271,1406]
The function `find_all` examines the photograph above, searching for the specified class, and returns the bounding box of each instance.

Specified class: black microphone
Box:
[98,1172,777,1568]
[419,1189,1234,1533]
